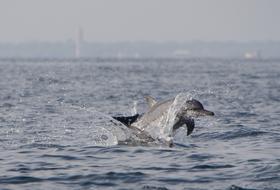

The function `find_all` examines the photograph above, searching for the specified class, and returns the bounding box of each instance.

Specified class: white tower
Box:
[75,27,84,58]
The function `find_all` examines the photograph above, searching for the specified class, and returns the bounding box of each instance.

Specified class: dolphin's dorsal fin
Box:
[145,96,157,108]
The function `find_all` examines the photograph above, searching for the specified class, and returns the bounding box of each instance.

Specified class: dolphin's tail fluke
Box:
[112,114,140,126]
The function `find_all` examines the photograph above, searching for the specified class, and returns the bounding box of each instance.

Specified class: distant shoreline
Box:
[0,57,279,63]
[0,41,279,59]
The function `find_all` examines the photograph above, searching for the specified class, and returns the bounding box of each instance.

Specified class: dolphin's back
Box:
[133,98,174,129]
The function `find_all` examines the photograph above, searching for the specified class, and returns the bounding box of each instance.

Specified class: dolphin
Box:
[113,95,214,145]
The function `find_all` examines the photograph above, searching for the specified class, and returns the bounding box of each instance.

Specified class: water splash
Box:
[136,93,193,144]
[70,106,131,146]
[131,100,138,115]
[160,93,193,142]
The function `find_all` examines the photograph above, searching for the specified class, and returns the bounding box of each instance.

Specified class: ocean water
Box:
[0,58,279,190]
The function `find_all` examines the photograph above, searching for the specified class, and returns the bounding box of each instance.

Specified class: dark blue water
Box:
[0,58,279,190]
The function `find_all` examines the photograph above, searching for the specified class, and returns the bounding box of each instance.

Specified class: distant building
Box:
[173,49,191,57]
[244,50,261,59]
[75,27,84,58]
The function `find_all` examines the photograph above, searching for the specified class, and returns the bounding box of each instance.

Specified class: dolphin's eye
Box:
[190,108,200,111]
[192,107,202,110]
[186,107,198,111]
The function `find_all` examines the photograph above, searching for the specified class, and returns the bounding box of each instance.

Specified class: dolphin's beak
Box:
[199,109,215,116]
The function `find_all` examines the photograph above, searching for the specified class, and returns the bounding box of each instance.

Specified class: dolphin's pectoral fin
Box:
[112,114,140,126]
[173,116,195,136]
[145,96,157,108]
[183,117,195,136]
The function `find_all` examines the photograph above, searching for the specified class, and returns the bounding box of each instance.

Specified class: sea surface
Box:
[0,58,279,190]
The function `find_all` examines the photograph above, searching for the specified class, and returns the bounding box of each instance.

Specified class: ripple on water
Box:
[0,176,44,184]
[195,127,269,141]
[187,153,215,161]
[1,59,279,190]
[190,164,235,170]
[40,154,84,161]
[226,185,258,190]
[0,172,147,187]
[141,185,169,190]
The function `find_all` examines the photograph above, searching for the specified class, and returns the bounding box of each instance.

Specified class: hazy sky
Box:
[0,0,279,42]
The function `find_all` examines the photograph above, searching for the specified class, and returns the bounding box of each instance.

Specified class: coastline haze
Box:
[1,0,280,43]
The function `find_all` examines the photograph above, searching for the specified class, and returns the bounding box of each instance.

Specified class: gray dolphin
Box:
[114,95,214,145]
[133,96,214,137]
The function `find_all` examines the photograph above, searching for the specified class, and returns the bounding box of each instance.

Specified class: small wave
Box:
[105,171,146,181]
[0,116,5,122]
[134,166,181,172]
[19,143,68,150]
[187,153,215,161]
[227,185,258,190]
[0,176,43,184]
[191,164,235,170]
[8,166,69,172]
[48,172,147,185]
[142,185,169,190]
[1,102,15,108]
[173,142,198,148]
[0,172,147,187]
[93,146,129,154]
[252,164,280,183]
[195,128,268,141]
[36,76,61,84]
[40,154,84,161]
[218,128,268,140]
[158,177,210,184]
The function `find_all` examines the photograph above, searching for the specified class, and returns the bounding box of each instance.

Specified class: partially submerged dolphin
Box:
[113,95,214,145]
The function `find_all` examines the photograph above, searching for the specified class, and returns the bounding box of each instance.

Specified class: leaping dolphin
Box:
[113,95,214,145]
